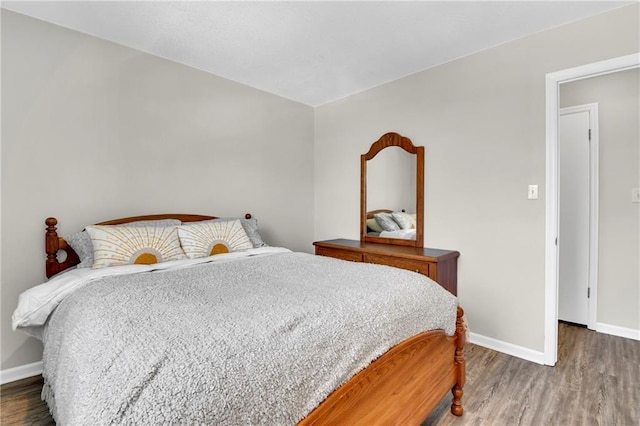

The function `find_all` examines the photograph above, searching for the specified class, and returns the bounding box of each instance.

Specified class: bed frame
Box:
[44,214,465,424]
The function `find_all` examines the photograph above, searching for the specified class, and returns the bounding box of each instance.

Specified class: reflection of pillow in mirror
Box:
[366,218,384,233]
[374,213,401,232]
[392,211,417,230]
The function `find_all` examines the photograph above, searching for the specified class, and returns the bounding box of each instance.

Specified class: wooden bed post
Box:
[451,306,466,416]
[45,217,60,278]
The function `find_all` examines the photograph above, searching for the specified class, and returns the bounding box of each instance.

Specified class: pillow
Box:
[374,213,401,232]
[366,218,384,233]
[188,217,267,248]
[392,211,417,230]
[178,219,253,259]
[64,231,94,269]
[237,217,267,248]
[65,219,182,268]
[85,225,186,268]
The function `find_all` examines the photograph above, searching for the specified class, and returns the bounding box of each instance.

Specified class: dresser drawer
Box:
[364,253,429,275]
[316,246,363,262]
[314,239,458,295]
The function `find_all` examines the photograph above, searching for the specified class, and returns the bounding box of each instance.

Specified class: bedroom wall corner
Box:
[0,10,314,372]
[313,3,639,357]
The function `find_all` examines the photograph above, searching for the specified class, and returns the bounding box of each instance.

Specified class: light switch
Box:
[632,188,640,203]
[528,185,538,200]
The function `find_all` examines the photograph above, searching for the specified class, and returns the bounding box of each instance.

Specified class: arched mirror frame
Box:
[361,132,424,247]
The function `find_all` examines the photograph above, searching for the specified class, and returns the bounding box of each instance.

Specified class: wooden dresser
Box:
[313,239,459,296]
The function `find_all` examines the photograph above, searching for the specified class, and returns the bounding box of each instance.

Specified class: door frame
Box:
[544,53,639,366]
[558,103,599,330]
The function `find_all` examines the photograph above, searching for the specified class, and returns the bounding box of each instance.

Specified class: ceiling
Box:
[2,1,633,106]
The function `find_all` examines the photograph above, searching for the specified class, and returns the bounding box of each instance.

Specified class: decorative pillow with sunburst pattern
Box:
[85,225,186,268]
[177,219,253,259]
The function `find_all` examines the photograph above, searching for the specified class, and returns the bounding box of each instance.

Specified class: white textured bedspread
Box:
[41,251,457,425]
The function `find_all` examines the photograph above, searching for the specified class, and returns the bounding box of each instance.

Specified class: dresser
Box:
[313,239,459,296]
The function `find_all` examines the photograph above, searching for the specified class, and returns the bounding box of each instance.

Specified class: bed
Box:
[13,213,465,425]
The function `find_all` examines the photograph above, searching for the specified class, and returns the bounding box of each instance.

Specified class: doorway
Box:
[558,104,598,328]
[544,53,640,366]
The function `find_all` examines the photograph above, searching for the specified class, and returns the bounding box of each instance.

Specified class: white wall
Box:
[1,11,314,370]
[561,69,639,332]
[314,4,639,353]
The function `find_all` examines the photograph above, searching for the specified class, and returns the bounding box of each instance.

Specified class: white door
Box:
[558,108,591,325]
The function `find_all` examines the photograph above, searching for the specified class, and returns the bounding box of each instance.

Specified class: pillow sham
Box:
[65,219,182,269]
[366,218,384,233]
[177,219,253,259]
[85,224,186,268]
[374,213,401,232]
[188,217,267,248]
[392,211,417,230]
[64,232,94,269]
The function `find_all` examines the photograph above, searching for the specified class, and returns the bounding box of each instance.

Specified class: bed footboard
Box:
[299,306,465,425]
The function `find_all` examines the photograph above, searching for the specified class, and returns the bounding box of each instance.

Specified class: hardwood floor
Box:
[0,376,54,426]
[424,322,640,425]
[1,323,638,425]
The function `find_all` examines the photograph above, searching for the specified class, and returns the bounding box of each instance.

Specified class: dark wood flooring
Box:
[1,323,638,425]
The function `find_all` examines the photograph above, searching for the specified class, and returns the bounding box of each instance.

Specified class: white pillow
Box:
[374,213,401,232]
[65,219,182,269]
[366,218,384,233]
[86,225,186,268]
[178,219,253,259]
[392,211,417,230]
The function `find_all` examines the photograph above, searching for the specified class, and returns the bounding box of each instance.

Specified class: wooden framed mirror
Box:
[361,132,424,247]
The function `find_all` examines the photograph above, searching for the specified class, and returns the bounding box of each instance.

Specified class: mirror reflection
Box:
[361,132,424,247]
[366,147,417,240]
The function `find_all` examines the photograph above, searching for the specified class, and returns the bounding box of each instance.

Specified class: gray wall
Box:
[561,69,639,331]
[2,4,639,373]
[314,4,639,353]
[1,11,315,370]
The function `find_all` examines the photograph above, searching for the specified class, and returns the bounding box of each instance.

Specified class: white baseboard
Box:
[469,324,640,367]
[596,322,640,341]
[0,361,43,385]
[469,332,545,365]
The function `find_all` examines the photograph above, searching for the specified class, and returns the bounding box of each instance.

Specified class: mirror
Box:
[361,132,424,247]
[367,147,416,213]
